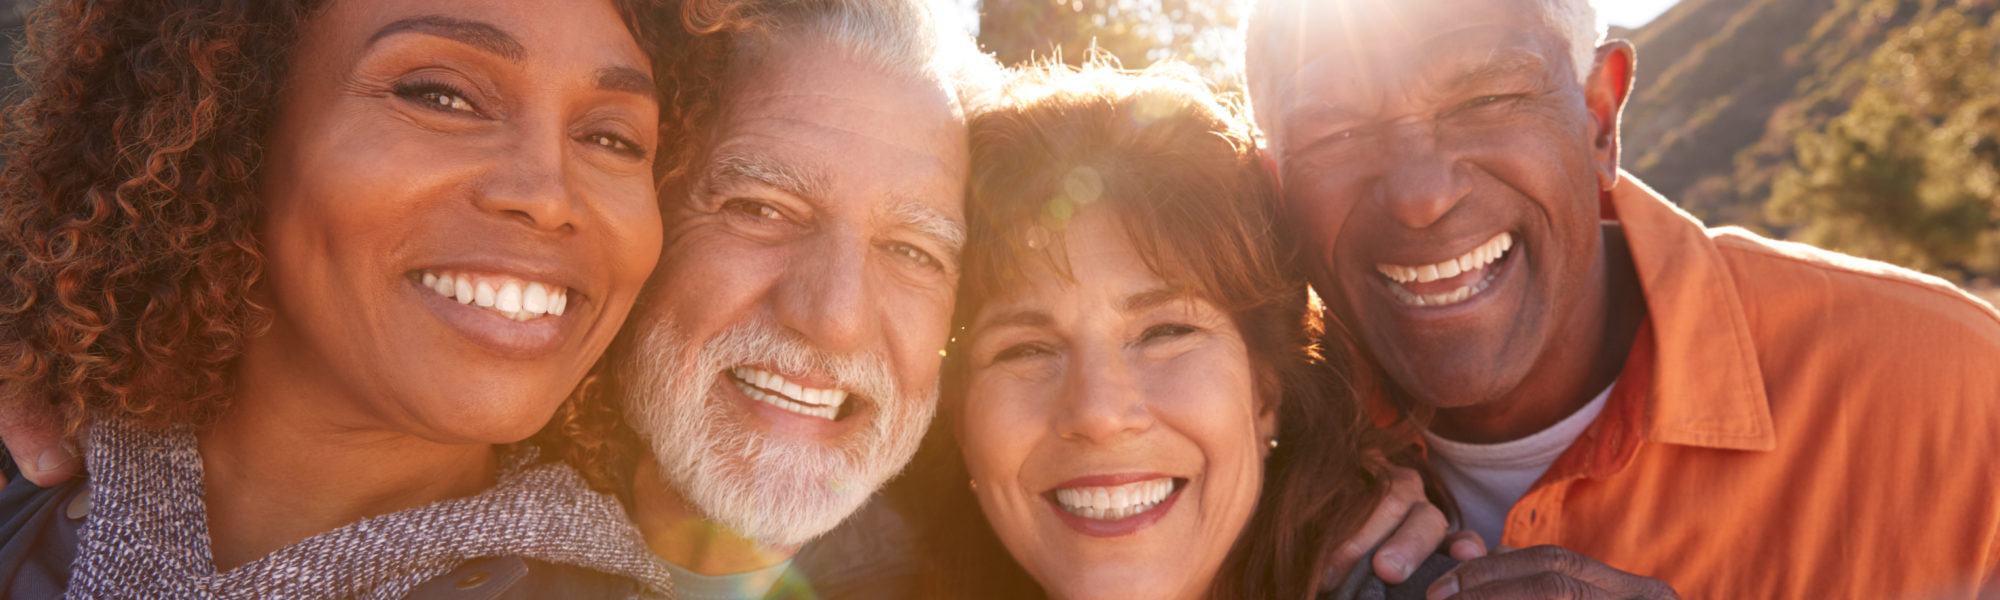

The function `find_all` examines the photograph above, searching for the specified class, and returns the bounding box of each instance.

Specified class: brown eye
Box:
[994,343,1052,363]
[725,199,784,221]
[394,81,478,115]
[584,132,645,158]
[886,242,941,271]
[1458,94,1523,113]
[1140,323,1199,343]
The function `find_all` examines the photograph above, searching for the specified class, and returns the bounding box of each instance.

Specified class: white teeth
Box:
[1436,258,1462,279]
[496,281,523,313]
[1387,270,1498,308]
[523,282,550,314]
[1053,478,1176,521]
[416,270,570,322]
[730,366,851,421]
[1373,232,1514,308]
[1375,232,1513,285]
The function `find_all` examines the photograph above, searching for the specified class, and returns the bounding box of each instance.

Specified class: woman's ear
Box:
[1254,362,1282,455]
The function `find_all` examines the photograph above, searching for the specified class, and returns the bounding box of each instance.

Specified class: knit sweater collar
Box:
[67,417,675,599]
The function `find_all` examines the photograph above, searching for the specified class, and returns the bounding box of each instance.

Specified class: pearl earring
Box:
[1268,438,1280,450]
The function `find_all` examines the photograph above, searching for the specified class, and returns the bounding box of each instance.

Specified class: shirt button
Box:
[64,489,91,520]
[455,571,490,590]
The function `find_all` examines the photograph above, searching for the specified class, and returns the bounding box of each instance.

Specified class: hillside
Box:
[1620,0,1999,230]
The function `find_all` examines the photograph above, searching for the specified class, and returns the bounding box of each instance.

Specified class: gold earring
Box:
[969,479,979,492]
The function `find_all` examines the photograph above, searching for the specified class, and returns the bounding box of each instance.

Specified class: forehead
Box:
[713,32,969,219]
[313,0,647,67]
[1267,0,1565,110]
[992,207,1165,308]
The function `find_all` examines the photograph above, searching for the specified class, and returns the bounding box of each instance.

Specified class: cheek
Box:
[880,281,955,398]
[647,223,785,336]
[258,129,433,311]
[1284,169,1362,251]
[1148,347,1265,520]
[594,183,666,296]
[959,373,1046,485]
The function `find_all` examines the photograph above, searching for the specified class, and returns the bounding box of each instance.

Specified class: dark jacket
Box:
[1323,551,1458,600]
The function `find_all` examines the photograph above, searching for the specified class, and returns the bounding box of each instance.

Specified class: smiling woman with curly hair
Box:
[0,0,711,596]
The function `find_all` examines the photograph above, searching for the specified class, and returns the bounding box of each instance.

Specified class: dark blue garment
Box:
[0,467,85,598]
[1323,552,1459,600]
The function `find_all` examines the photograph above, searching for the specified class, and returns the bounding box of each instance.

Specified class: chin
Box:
[1045,571,1187,600]
[411,388,568,445]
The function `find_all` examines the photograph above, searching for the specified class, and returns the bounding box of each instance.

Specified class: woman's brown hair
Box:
[917,60,1413,599]
[0,0,694,435]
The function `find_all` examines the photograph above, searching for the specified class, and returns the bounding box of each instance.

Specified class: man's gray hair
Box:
[690,0,999,111]
[1544,0,1606,84]
[1246,0,1606,128]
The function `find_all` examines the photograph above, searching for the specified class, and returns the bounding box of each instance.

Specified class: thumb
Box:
[0,388,80,487]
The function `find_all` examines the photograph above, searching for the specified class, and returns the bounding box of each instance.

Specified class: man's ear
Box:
[1584,40,1637,192]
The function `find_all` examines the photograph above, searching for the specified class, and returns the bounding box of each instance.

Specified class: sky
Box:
[1600,0,1683,28]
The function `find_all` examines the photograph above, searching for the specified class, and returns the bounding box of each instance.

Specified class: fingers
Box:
[1371,498,1450,584]
[1445,530,1488,561]
[1431,546,1590,598]
[1435,571,1605,600]
[1428,546,1678,600]
[0,388,78,487]
[1326,466,1430,583]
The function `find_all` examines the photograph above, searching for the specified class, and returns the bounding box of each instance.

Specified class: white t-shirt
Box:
[659,559,792,600]
[1423,383,1615,547]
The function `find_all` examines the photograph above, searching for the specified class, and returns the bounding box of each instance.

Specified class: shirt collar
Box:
[1609,171,1775,451]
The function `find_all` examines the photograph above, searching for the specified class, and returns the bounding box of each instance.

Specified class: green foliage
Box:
[1621,0,1999,234]
[1766,9,2000,281]
[975,0,1243,79]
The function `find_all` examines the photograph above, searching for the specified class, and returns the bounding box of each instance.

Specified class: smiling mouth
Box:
[415,270,571,321]
[728,366,855,421]
[1048,477,1184,521]
[1374,232,1515,308]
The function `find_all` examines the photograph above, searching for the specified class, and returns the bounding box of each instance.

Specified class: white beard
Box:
[617,318,937,549]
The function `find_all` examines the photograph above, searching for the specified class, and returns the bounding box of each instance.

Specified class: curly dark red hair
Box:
[0,0,699,436]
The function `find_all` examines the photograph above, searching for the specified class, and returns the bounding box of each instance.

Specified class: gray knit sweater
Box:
[65,418,675,599]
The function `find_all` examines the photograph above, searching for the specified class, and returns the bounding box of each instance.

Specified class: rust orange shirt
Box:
[1413,173,2000,599]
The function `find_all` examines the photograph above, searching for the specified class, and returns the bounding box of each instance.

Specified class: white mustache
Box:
[618,317,936,548]
[700,321,900,409]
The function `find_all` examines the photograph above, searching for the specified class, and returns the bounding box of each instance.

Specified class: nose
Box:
[1376,125,1470,231]
[772,228,872,355]
[1054,349,1155,444]
[473,124,579,233]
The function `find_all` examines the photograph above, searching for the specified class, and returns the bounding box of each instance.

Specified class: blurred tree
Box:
[975,0,1243,80]
[1766,9,2000,282]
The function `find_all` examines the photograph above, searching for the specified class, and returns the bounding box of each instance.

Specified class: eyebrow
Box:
[1278,47,1551,135]
[1123,287,1190,313]
[971,288,1191,337]
[596,66,657,96]
[973,309,1053,334]
[369,16,526,62]
[1436,48,1549,93]
[886,197,966,260]
[1280,99,1364,137]
[702,152,830,201]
